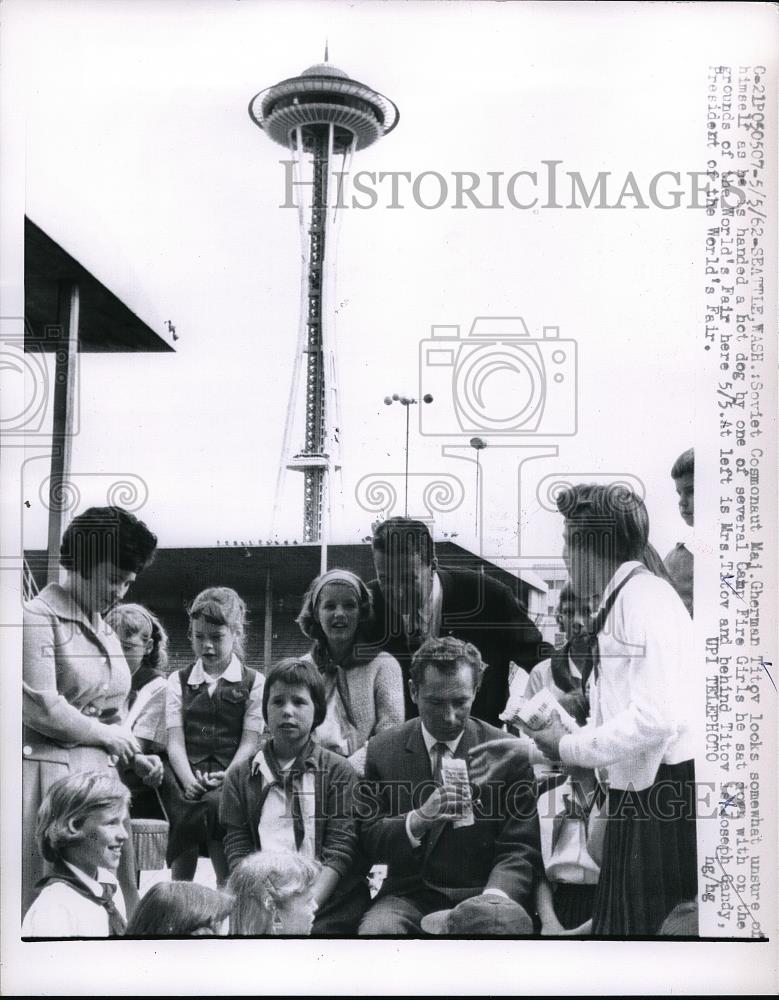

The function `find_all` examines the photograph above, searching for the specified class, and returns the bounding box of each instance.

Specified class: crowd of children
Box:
[21,449,696,938]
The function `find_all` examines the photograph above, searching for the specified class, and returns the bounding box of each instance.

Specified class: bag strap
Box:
[578,565,648,694]
[592,565,647,637]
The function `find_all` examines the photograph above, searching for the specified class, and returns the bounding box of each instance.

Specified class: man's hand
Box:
[532,711,567,760]
[134,753,164,788]
[467,737,530,789]
[408,785,470,840]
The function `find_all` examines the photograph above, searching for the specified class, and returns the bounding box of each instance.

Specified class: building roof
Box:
[301,62,350,79]
[24,217,175,353]
[25,540,543,605]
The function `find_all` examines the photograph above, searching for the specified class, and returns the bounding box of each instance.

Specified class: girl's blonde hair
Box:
[106,603,169,673]
[36,771,130,864]
[228,851,320,935]
[188,587,247,661]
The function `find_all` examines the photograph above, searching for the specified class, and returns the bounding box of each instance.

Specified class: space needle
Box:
[249,53,398,559]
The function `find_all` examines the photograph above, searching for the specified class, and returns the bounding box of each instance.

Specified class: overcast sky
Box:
[13,0,769,567]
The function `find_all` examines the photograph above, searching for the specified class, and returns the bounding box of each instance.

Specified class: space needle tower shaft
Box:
[249,55,398,548]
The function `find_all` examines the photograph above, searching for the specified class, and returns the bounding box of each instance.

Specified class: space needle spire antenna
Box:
[249,59,398,569]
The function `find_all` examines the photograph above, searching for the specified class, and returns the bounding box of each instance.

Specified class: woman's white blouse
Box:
[559,562,696,790]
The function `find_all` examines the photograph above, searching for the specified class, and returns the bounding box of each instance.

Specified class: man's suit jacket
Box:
[359,717,541,910]
[365,568,553,725]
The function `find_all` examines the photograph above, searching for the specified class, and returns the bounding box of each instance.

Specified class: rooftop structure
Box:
[25,540,544,672]
[22,216,175,584]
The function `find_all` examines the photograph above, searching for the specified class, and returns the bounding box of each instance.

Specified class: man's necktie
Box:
[431,742,450,784]
[99,882,127,936]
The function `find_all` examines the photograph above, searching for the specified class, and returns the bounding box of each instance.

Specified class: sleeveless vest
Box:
[179,662,256,769]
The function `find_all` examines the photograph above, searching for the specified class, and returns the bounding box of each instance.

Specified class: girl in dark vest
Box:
[165,587,264,885]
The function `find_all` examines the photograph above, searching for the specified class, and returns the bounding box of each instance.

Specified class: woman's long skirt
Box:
[592,759,698,936]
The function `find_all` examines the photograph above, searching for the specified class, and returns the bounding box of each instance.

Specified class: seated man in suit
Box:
[358,636,541,936]
[364,517,552,726]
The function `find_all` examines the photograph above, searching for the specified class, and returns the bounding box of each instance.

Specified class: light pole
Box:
[470,436,487,535]
[384,392,433,516]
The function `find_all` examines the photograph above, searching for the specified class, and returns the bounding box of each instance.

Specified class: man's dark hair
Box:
[60,506,157,579]
[409,635,485,691]
[371,517,435,566]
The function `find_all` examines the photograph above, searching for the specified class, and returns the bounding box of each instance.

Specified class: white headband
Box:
[311,569,365,609]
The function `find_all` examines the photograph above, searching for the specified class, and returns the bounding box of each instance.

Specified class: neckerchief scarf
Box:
[127,666,166,710]
[550,642,583,695]
[33,863,126,936]
[550,782,607,854]
[310,644,358,728]
[253,738,316,851]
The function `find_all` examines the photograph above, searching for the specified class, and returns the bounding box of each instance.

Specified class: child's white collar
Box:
[187,654,242,686]
[63,860,117,897]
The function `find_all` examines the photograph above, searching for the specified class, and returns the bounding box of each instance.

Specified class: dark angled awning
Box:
[24,216,174,353]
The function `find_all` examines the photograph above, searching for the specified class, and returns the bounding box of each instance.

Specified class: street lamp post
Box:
[470,436,487,535]
[384,392,433,516]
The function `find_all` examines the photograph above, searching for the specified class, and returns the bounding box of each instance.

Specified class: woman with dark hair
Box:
[296,568,403,776]
[219,657,370,935]
[22,506,158,916]
[531,483,698,936]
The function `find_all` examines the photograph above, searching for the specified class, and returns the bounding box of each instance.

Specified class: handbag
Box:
[130,785,170,875]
